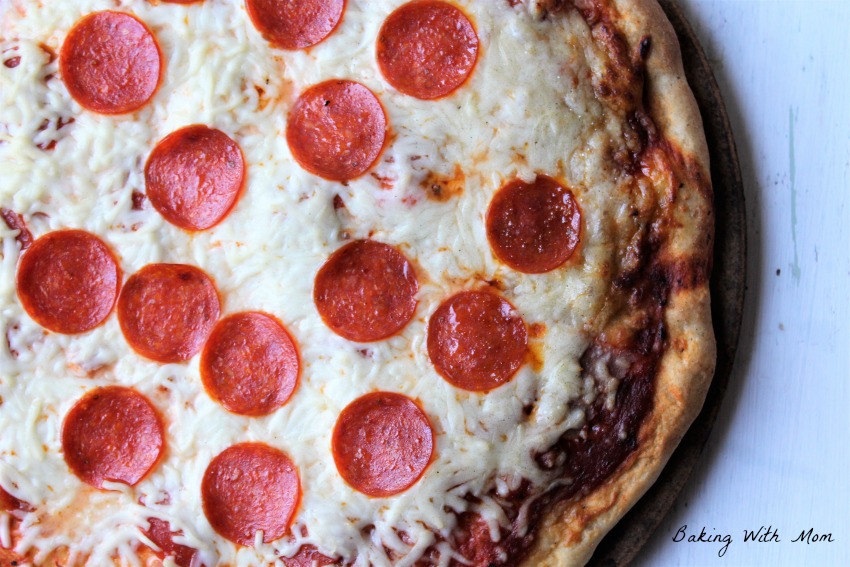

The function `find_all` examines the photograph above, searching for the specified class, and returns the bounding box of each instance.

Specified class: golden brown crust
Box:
[618,0,711,167]
[525,0,716,564]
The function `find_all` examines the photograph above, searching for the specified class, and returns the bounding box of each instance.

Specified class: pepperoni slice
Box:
[201,312,300,416]
[143,518,198,567]
[332,392,433,497]
[486,175,582,274]
[427,291,527,392]
[246,0,345,50]
[60,11,162,114]
[377,1,479,100]
[117,264,220,363]
[16,230,120,334]
[61,386,164,488]
[202,443,300,546]
[314,240,418,342]
[145,125,245,231]
[286,80,387,181]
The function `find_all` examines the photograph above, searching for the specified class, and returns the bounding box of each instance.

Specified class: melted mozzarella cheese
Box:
[0,1,630,564]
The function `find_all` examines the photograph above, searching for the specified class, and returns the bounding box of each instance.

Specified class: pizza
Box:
[0,0,716,565]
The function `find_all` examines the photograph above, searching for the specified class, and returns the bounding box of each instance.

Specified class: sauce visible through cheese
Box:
[0,0,712,564]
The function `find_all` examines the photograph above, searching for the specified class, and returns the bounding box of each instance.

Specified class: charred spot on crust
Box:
[639,36,652,60]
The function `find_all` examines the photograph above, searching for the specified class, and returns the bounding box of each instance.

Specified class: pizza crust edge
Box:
[527,1,717,564]
[0,2,717,564]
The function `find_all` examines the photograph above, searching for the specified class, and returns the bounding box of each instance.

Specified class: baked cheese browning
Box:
[145,125,246,232]
[286,80,388,181]
[377,1,480,100]
[314,240,419,343]
[332,392,434,497]
[245,0,346,50]
[61,386,165,489]
[201,443,300,547]
[16,230,120,335]
[59,11,162,115]
[117,264,221,363]
[486,175,583,274]
[200,312,300,417]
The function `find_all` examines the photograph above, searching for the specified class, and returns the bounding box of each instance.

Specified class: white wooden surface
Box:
[633,1,850,566]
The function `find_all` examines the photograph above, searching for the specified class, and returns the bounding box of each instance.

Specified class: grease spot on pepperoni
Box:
[145,125,245,231]
[314,240,418,342]
[377,1,479,100]
[427,290,527,392]
[61,386,164,489]
[286,80,386,181]
[117,263,220,363]
[246,0,345,50]
[486,175,581,274]
[16,230,120,334]
[201,312,300,416]
[59,11,162,114]
[332,392,433,497]
[202,443,300,546]
[143,518,198,567]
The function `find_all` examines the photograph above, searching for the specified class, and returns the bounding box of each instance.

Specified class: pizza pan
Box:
[586,1,747,565]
